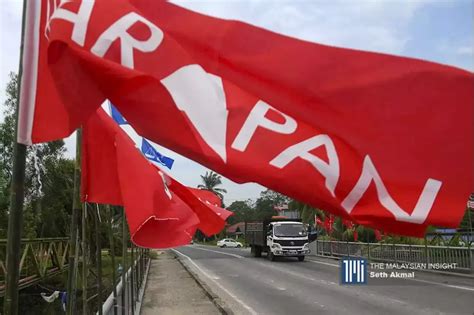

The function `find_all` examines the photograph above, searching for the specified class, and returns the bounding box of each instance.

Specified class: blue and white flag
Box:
[141,139,174,170]
[109,102,128,125]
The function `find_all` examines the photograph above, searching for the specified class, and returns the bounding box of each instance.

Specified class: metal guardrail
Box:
[0,237,70,295]
[309,240,474,274]
[100,249,151,315]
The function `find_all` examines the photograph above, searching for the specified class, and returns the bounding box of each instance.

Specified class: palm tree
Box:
[198,171,227,200]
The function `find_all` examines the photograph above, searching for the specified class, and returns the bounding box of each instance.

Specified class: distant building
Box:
[274,204,300,219]
[227,222,245,237]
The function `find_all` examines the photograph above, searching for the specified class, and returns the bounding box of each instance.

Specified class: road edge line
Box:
[170,249,235,315]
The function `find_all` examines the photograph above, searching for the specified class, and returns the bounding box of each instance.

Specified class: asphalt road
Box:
[173,245,474,315]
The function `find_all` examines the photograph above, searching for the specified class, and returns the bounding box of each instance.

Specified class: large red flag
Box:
[82,109,229,247]
[18,0,473,236]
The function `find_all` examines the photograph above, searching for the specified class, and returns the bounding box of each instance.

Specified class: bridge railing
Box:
[99,248,151,315]
[309,240,474,274]
[0,237,70,296]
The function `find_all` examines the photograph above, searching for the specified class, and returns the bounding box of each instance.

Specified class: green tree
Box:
[459,208,473,230]
[197,171,227,200]
[254,189,289,221]
[37,157,74,237]
[0,72,70,238]
[227,200,255,224]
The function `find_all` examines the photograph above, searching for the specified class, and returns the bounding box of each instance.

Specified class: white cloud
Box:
[454,46,472,56]
[172,0,428,55]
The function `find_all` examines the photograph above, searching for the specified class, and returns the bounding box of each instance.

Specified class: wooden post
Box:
[3,1,28,314]
[82,203,88,315]
[106,205,118,315]
[121,208,127,314]
[95,205,103,315]
[130,245,135,315]
[467,208,473,273]
[67,129,82,314]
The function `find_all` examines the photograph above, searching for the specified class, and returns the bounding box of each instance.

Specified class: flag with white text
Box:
[17,0,473,236]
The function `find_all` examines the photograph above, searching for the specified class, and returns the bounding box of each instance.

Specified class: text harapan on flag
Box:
[18,0,473,236]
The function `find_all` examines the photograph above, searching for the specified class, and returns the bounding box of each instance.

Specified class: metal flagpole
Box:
[67,129,82,314]
[3,1,29,314]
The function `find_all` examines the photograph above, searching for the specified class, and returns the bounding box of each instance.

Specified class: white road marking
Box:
[407,278,474,292]
[172,249,258,315]
[307,259,339,267]
[191,245,245,259]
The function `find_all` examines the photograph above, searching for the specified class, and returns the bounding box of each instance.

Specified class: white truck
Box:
[245,219,310,261]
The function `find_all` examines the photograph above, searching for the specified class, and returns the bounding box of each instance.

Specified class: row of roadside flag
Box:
[315,215,383,242]
[14,0,473,244]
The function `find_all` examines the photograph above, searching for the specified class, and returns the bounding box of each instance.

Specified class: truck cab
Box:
[245,219,310,262]
[266,221,310,261]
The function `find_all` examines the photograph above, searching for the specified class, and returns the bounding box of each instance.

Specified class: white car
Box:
[217,239,243,248]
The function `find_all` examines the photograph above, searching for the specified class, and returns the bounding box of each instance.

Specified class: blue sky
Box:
[0,0,472,203]
[403,0,473,70]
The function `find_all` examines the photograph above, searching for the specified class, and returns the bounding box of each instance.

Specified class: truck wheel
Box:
[298,256,305,262]
[268,251,275,261]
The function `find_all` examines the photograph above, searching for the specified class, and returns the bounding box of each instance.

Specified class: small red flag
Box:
[342,219,354,229]
[374,229,382,241]
[323,214,335,234]
[315,215,323,227]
